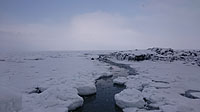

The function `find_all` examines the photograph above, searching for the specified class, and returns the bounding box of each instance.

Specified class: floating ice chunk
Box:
[151,82,170,89]
[160,105,195,112]
[125,76,152,91]
[115,88,145,109]
[44,107,68,112]
[160,105,177,112]
[142,87,166,104]
[38,86,83,111]
[0,86,22,112]
[76,83,96,95]
[124,107,161,112]
[92,72,113,80]
[123,107,138,112]
[98,72,113,79]
[113,77,127,85]
[142,87,173,106]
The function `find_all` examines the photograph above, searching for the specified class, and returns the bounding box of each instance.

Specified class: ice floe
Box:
[115,88,145,109]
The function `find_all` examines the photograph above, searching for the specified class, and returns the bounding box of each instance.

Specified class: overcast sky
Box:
[0,0,200,51]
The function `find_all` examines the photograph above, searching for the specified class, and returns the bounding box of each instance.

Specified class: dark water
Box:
[73,57,138,112]
[97,55,138,75]
[73,77,125,112]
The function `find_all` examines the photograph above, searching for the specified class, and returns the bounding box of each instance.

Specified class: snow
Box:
[115,88,145,109]
[106,48,200,112]
[0,51,110,112]
[37,86,83,111]
[76,82,96,95]
[0,86,22,112]
[94,71,113,80]
[1,48,200,112]
[113,77,127,85]
[110,48,200,66]
[191,92,200,98]
[123,107,161,112]
[160,104,196,112]
[123,107,138,112]
[125,75,152,91]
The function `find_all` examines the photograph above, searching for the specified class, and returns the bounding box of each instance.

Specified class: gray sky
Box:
[0,0,200,51]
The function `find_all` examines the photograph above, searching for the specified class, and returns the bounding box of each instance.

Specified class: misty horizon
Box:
[1,0,200,52]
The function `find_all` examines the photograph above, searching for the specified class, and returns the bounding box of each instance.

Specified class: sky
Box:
[0,0,200,51]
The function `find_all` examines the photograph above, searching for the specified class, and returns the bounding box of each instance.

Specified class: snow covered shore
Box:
[110,48,200,66]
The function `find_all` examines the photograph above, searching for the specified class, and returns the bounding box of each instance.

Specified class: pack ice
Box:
[107,48,200,112]
[0,51,110,112]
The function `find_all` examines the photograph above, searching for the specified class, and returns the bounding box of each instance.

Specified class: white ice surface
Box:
[123,107,138,112]
[0,51,110,112]
[113,77,127,85]
[112,60,200,112]
[1,49,200,112]
[76,82,96,95]
[110,49,200,112]
[191,92,200,98]
[0,86,22,112]
[123,107,161,112]
[115,88,145,109]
